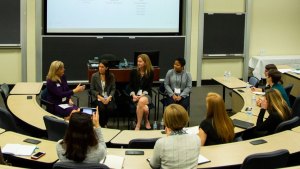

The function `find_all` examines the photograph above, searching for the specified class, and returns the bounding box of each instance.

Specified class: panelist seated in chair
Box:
[150,104,200,169]
[164,58,192,110]
[90,60,116,128]
[56,108,106,163]
[129,54,154,130]
[198,93,235,146]
[46,60,85,119]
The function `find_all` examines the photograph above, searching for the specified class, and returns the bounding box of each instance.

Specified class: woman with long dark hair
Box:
[56,109,106,163]
[90,60,116,127]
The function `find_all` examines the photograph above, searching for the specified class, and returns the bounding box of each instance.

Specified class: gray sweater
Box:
[150,134,200,169]
[56,127,106,163]
[164,69,192,98]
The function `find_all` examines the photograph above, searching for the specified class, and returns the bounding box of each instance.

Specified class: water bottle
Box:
[246,108,253,122]
[246,82,250,89]
[251,94,256,107]
[227,71,231,82]
[153,121,157,130]
[124,58,128,67]
[224,71,228,82]
[160,119,164,130]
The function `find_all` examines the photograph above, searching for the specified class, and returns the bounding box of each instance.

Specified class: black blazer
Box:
[128,69,154,97]
[90,72,116,102]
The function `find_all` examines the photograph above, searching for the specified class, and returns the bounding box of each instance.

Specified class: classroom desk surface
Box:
[7,95,60,130]
[101,128,121,143]
[0,131,58,164]
[106,148,153,169]
[0,128,5,134]
[199,130,300,168]
[291,126,300,133]
[9,82,43,95]
[213,76,248,100]
[110,130,166,145]
[232,88,263,116]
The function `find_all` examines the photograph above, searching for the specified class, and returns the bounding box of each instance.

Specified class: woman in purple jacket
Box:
[46,60,85,119]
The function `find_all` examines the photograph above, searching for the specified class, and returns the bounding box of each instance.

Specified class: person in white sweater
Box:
[56,108,106,163]
[150,104,200,169]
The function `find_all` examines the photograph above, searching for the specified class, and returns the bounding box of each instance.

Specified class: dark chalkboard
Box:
[0,0,20,45]
[42,36,185,81]
[203,13,245,55]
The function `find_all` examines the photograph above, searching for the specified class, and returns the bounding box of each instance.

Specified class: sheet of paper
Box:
[101,155,124,169]
[252,91,265,95]
[183,126,199,135]
[2,144,36,156]
[58,104,71,109]
[198,154,210,164]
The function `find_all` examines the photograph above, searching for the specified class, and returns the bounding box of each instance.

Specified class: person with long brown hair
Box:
[256,89,292,135]
[128,54,154,130]
[56,108,106,163]
[198,93,234,146]
[150,104,200,169]
[90,60,116,127]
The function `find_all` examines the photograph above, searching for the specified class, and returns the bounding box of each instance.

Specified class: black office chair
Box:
[240,149,289,169]
[284,84,294,99]
[128,138,160,149]
[274,116,300,133]
[292,95,300,118]
[0,107,18,132]
[248,76,260,88]
[0,83,10,110]
[43,115,68,141]
[122,85,157,129]
[52,162,109,169]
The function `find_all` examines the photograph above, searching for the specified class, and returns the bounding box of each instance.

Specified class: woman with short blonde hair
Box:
[198,93,235,146]
[150,104,200,169]
[46,60,85,119]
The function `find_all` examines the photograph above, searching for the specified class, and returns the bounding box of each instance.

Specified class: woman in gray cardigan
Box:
[150,104,200,169]
[90,60,116,127]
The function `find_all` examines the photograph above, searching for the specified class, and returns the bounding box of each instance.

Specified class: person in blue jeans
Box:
[164,58,192,110]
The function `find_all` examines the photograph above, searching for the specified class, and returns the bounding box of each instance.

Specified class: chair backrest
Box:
[0,107,18,132]
[128,138,159,149]
[52,162,109,169]
[275,116,300,133]
[284,84,294,98]
[248,76,260,88]
[0,83,10,109]
[292,95,300,118]
[240,149,289,169]
[43,115,68,141]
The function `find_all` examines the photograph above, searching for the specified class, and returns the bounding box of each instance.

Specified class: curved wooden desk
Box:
[9,82,43,95]
[7,95,58,131]
[0,131,58,164]
[110,130,165,145]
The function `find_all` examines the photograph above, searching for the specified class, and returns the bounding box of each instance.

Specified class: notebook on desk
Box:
[232,119,254,129]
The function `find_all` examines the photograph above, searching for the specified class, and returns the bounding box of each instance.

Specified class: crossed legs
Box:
[135,96,151,130]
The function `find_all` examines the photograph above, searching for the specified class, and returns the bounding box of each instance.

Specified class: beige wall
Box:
[0,0,299,83]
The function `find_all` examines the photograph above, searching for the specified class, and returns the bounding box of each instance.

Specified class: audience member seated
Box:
[150,104,200,169]
[198,93,235,146]
[256,89,292,135]
[251,64,277,92]
[257,69,290,107]
[46,60,85,119]
[128,54,154,130]
[164,58,192,110]
[90,60,116,127]
[56,108,106,163]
